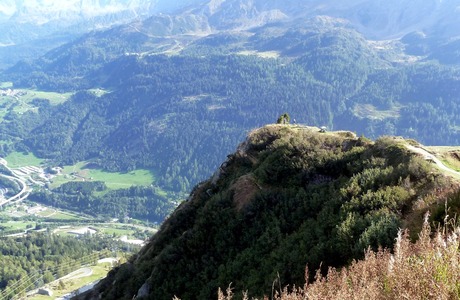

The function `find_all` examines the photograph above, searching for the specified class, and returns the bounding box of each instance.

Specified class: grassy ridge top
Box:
[80,124,459,300]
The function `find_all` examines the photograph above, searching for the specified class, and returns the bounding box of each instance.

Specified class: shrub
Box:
[217,214,460,300]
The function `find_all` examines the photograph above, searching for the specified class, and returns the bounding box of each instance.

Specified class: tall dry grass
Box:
[218,214,460,300]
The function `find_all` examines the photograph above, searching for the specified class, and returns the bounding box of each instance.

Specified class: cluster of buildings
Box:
[0,88,26,99]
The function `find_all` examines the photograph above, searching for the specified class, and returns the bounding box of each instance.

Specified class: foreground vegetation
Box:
[80,125,458,300]
[218,214,460,300]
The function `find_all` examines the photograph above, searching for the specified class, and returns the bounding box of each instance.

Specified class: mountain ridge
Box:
[163,0,460,40]
[76,124,460,299]
[3,0,460,62]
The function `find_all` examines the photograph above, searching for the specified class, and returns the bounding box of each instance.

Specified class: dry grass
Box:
[217,213,460,300]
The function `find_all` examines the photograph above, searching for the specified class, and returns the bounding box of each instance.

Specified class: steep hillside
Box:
[78,125,459,299]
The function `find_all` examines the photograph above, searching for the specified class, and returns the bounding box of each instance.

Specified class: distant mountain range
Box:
[0,0,189,69]
[2,0,460,70]
[2,0,460,196]
[147,0,460,40]
[5,0,460,74]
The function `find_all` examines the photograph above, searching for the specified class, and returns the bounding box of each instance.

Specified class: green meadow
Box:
[51,161,156,190]
[5,152,45,168]
[4,152,155,190]
[19,90,73,105]
[0,84,73,119]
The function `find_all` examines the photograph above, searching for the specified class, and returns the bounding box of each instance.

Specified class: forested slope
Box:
[78,125,459,299]
[3,43,460,194]
[3,12,460,195]
[2,2,460,198]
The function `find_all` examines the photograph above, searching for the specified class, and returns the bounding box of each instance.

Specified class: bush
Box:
[217,215,460,300]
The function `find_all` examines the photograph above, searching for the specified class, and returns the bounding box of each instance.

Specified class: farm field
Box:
[50,161,156,190]
[3,151,157,190]
[0,83,73,122]
[5,152,45,168]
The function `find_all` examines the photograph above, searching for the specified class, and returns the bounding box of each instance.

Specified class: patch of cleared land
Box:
[1,221,30,231]
[119,235,145,246]
[88,88,110,97]
[0,86,72,118]
[5,152,45,168]
[0,82,13,88]
[94,226,136,237]
[4,152,157,191]
[52,223,155,241]
[237,50,280,58]
[0,204,88,235]
[17,90,73,105]
[46,211,83,221]
[353,103,402,120]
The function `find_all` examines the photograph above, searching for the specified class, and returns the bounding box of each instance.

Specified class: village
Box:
[0,156,153,244]
[0,87,27,99]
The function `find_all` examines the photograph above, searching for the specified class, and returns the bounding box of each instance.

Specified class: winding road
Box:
[0,159,29,207]
[406,145,460,177]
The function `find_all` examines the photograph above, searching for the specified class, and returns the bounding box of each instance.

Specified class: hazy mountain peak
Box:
[175,0,460,39]
[344,0,460,39]
[1,0,154,24]
[206,0,226,14]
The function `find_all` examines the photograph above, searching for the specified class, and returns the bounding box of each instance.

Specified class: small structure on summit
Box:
[319,126,327,133]
[277,113,291,124]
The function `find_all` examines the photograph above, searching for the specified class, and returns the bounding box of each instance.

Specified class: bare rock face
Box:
[183,0,460,39]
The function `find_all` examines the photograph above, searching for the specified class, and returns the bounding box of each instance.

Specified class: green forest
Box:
[28,182,175,222]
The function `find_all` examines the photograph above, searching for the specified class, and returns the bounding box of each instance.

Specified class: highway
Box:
[0,159,29,207]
